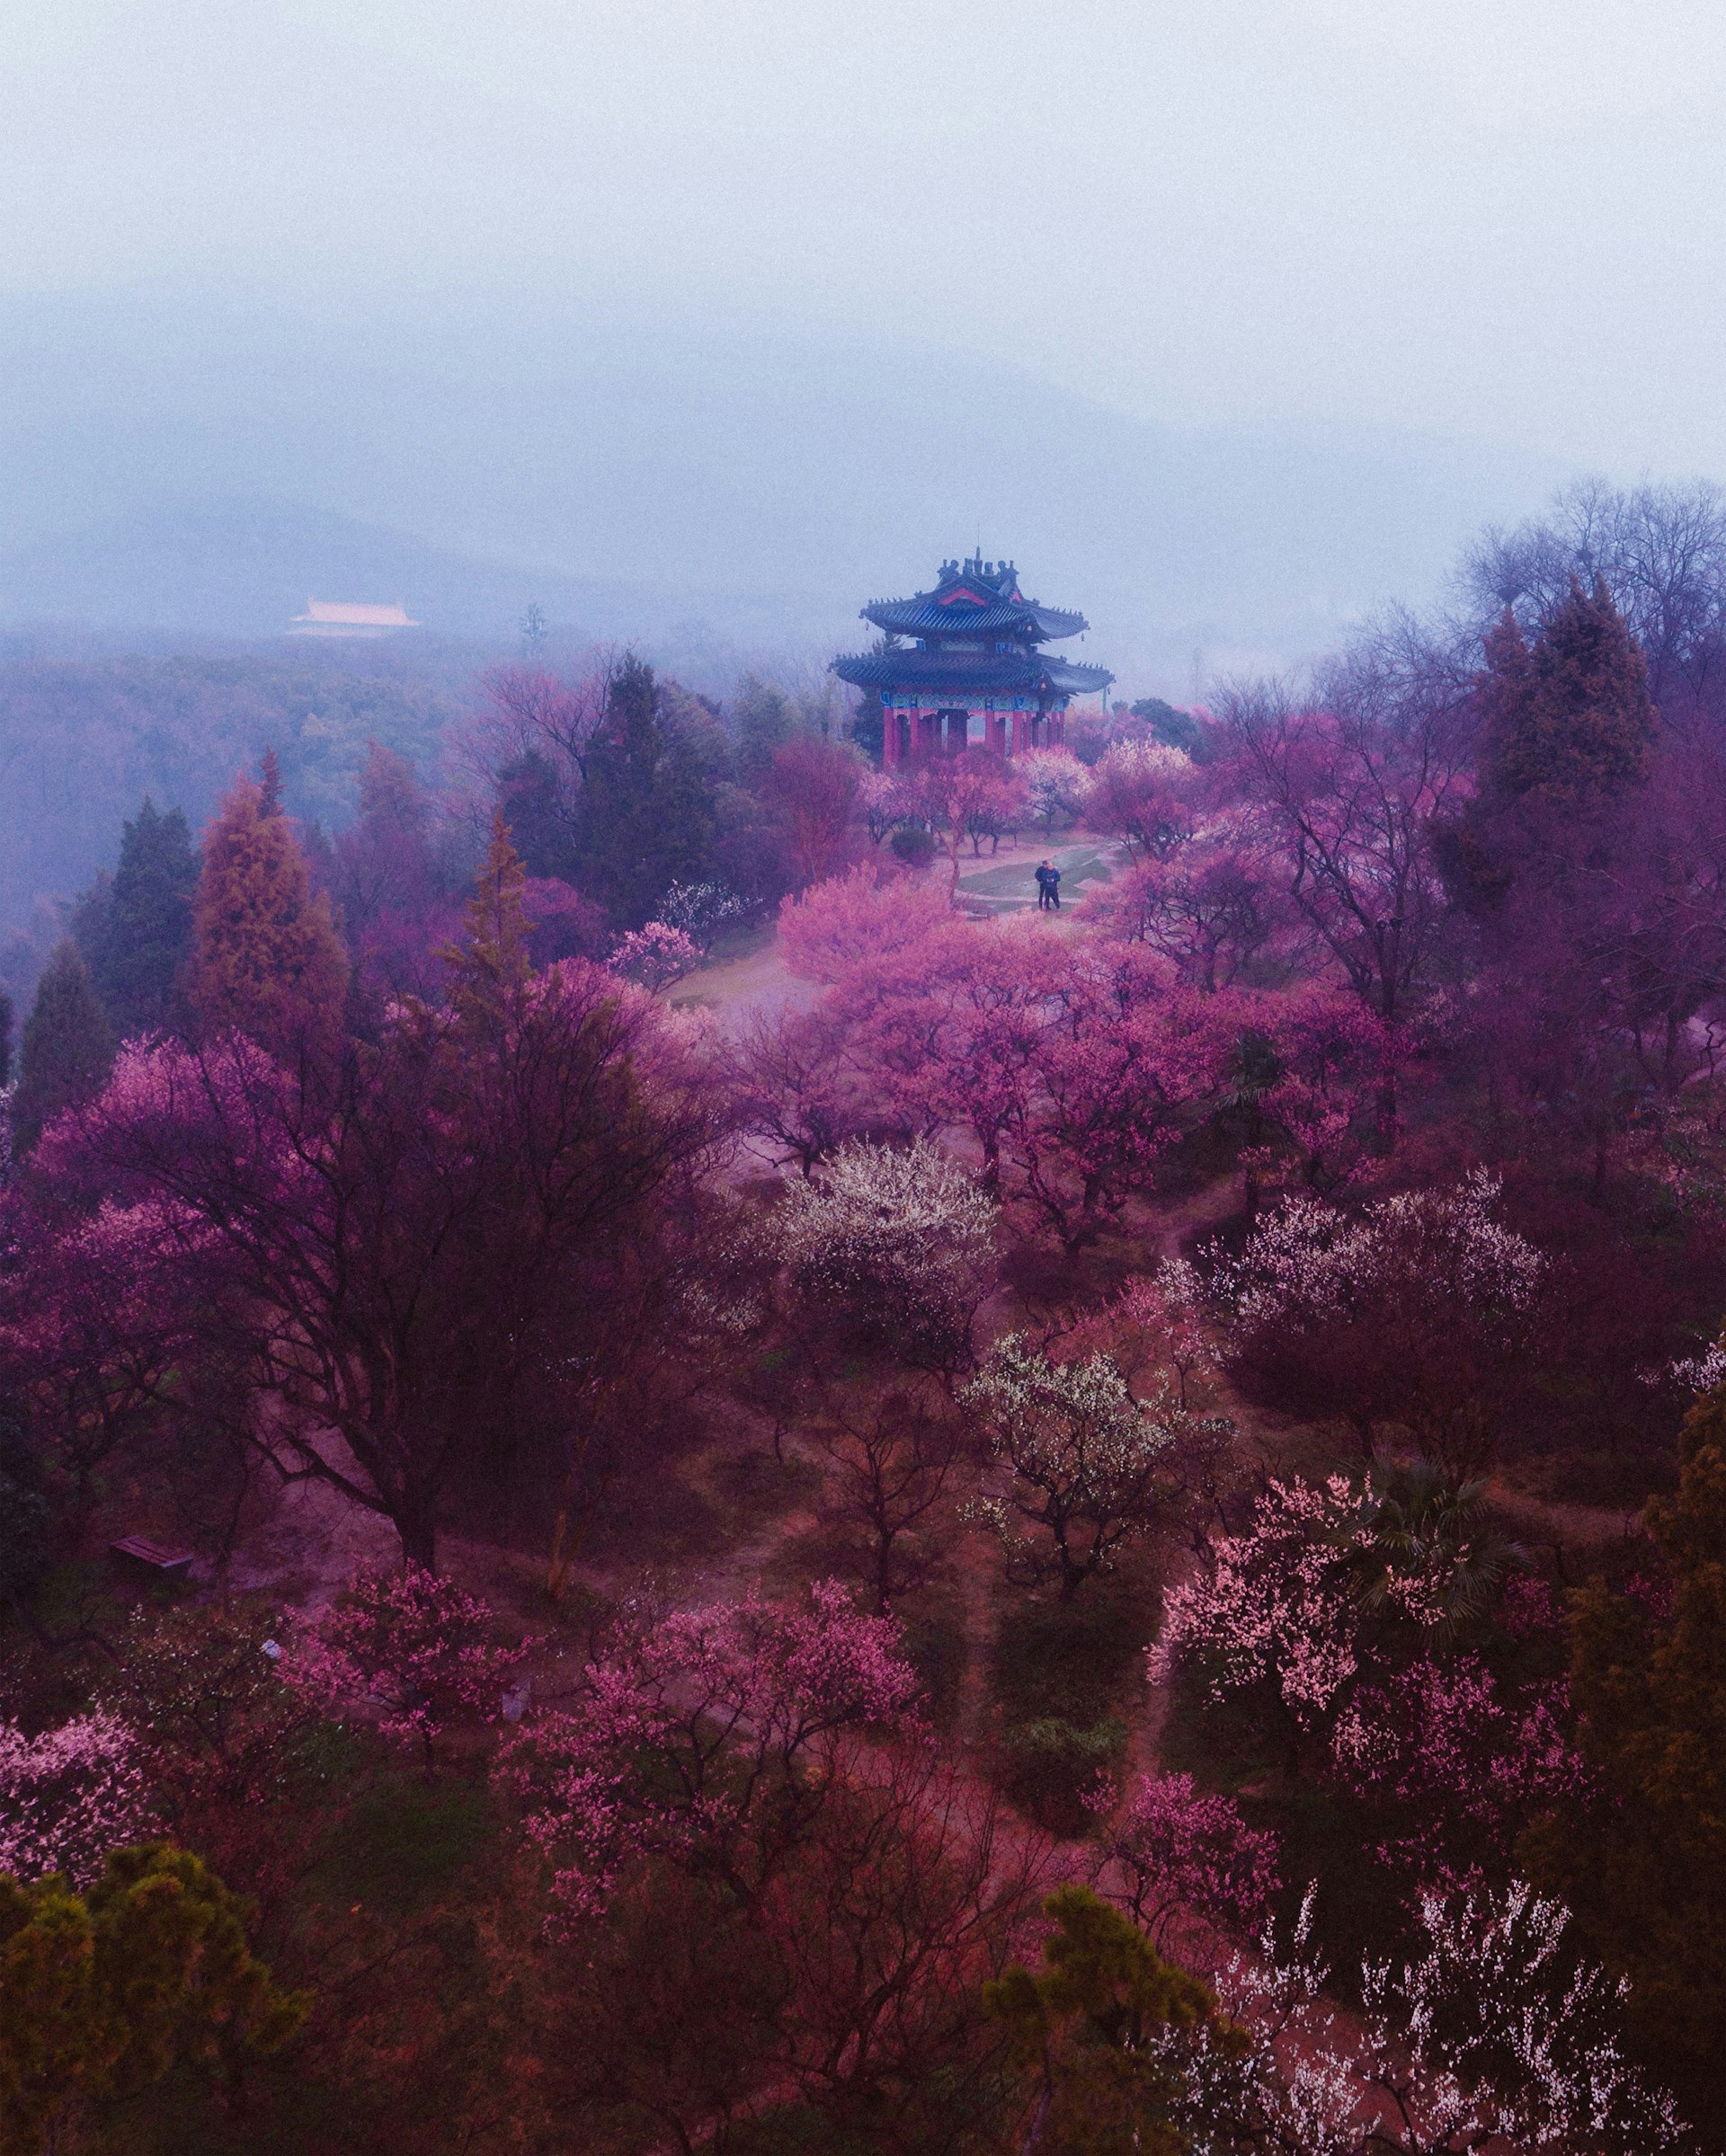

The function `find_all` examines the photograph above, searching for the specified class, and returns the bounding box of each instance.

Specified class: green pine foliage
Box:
[1484,578,1656,803]
[984,1885,1217,2154]
[73,799,199,1038]
[10,942,114,1155]
[575,656,718,927]
[0,1843,307,2156]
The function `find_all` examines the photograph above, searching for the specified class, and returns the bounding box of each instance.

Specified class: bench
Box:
[109,1535,195,1578]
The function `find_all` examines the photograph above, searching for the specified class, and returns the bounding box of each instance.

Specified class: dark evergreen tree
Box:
[731,673,800,785]
[1525,1380,1726,2115]
[495,749,577,881]
[849,694,885,762]
[73,798,199,1038]
[1485,578,1656,803]
[10,942,116,1154]
[575,657,716,927]
[0,990,12,1091]
[1130,696,1208,759]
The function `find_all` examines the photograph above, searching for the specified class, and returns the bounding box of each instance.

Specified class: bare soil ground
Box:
[669,923,814,1022]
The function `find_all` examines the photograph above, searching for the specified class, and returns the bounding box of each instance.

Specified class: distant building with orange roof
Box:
[289,599,420,638]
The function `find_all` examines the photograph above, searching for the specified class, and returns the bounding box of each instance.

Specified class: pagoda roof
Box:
[832,647,1114,698]
[860,556,1088,643]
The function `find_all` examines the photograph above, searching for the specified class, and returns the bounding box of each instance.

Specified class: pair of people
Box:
[1035,858,1063,910]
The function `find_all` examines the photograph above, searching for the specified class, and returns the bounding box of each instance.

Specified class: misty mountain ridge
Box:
[0,497,821,692]
[0,293,1580,693]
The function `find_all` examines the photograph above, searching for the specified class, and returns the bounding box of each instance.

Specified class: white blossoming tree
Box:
[1160,1882,1687,2154]
[770,1135,998,1369]
[963,1333,1230,1600]
[1016,747,1092,837]
[1207,1172,1547,1476]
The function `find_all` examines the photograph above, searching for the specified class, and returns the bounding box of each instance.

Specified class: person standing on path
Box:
[1035,859,1062,910]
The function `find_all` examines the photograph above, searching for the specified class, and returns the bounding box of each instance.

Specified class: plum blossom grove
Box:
[3,520,1723,2151]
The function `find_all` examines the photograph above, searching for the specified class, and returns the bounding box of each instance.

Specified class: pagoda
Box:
[833,555,1113,768]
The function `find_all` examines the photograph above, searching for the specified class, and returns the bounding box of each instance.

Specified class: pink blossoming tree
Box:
[0,1713,156,1885]
[1087,1770,1279,1952]
[501,1578,921,1918]
[1150,1474,1369,1744]
[1328,1655,1584,1894]
[290,1565,532,1779]
[607,920,704,994]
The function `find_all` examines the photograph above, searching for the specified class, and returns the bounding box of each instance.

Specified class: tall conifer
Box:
[1486,576,1656,802]
[11,943,114,1153]
[188,759,350,1060]
[576,657,716,927]
[75,798,199,1037]
[452,813,534,1003]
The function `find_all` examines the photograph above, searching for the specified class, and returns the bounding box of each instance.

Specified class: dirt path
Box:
[671,927,812,1025]
[224,1468,396,1613]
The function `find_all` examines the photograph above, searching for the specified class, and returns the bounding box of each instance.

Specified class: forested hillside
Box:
[0,643,475,984]
[5,484,1726,2153]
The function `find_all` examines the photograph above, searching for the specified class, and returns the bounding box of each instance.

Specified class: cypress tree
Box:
[1486,577,1656,803]
[452,814,535,1002]
[575,657,716,927]
[10,942,115,1153]
[732,673,799,785]
[75,798,199,1037]
[188,759,351,1061]
[494,750,576,881]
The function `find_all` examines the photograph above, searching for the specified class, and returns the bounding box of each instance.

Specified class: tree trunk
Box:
[874,1529,895,1617]
[397,1503,437,1573]
[1375,1072,1399,1154]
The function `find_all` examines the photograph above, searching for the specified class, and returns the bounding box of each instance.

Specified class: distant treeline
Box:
[0,647,476,989]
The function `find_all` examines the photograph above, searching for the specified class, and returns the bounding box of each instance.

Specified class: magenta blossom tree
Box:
[0,1193,204,1516]
[1328,1656,1584,1894]
[1087,1770,1279,1952]
[500,1577,921,1919]
[290,1566,532,1779]
[0,1713,156,1886]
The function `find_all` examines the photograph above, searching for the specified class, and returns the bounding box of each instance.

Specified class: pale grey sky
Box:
[6,0,1726,477]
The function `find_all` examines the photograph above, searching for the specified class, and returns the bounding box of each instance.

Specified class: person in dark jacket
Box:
[1035,860,1062,910]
